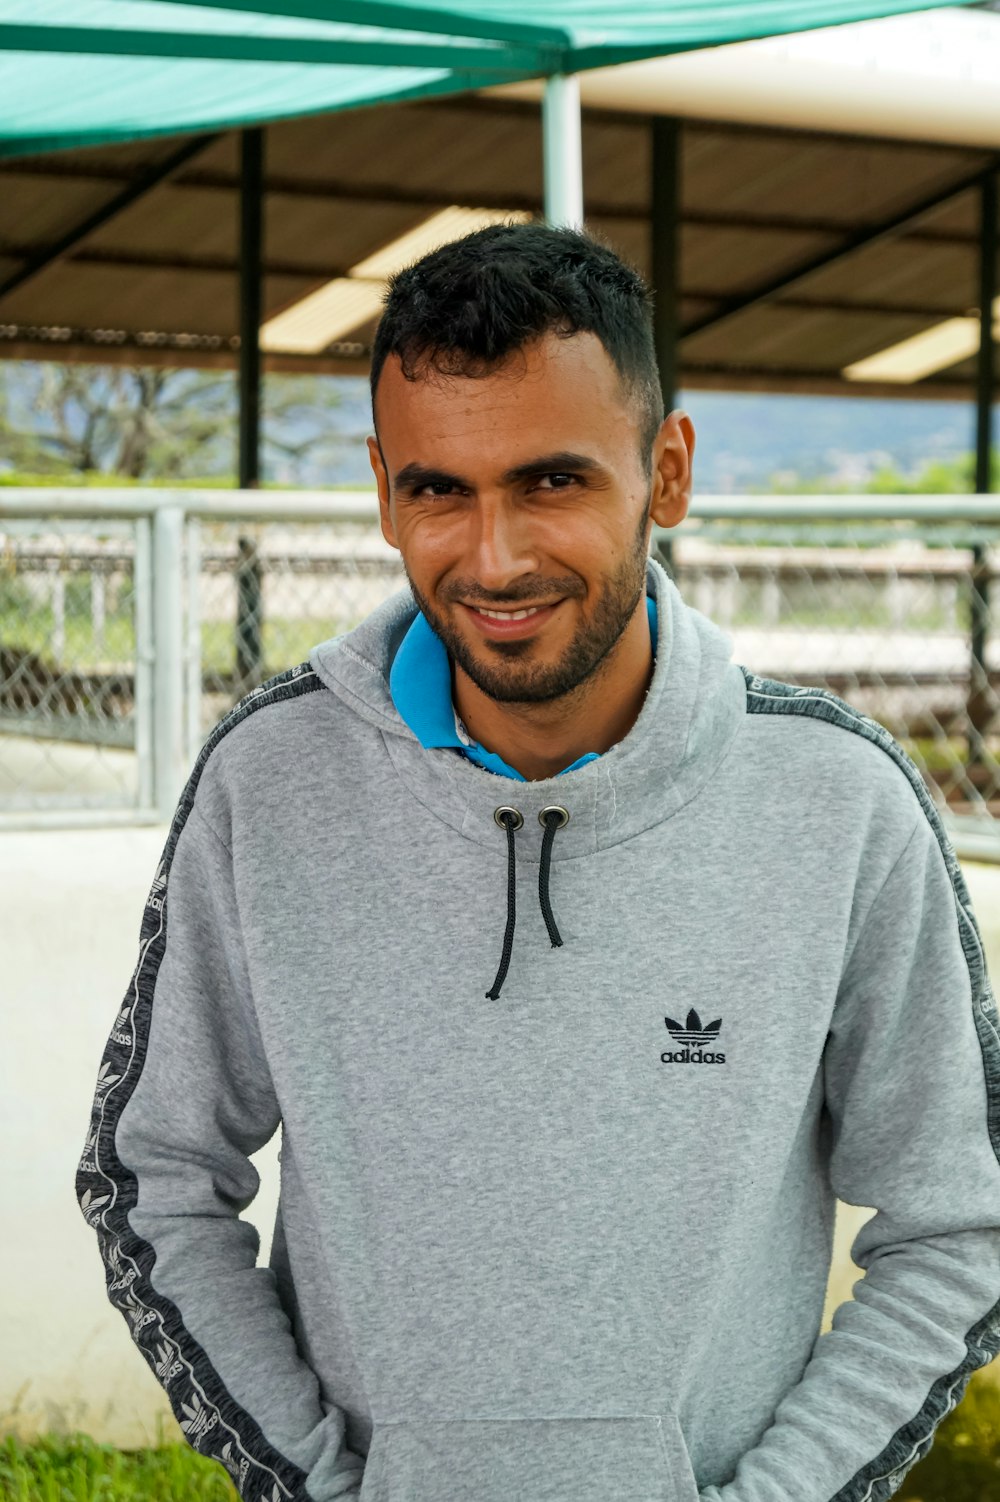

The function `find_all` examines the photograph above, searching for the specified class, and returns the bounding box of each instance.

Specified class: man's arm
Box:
[75,789,364,1502]
[699,804,1000,1502]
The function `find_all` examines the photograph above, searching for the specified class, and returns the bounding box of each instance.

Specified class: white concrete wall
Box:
[2,826,999,1447]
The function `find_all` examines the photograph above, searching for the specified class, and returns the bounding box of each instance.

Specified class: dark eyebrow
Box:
[393,452,603,493]
[501,451,603,485]
[393,462,467,492]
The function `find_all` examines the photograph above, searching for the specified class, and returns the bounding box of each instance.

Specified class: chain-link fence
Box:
[1,490,997,859]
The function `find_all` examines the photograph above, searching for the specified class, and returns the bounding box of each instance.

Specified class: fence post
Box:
[133,516,155,814]
[185,515,203,769]
[235,534,263,695]
[967,540,992,780]
[152,502,187,822]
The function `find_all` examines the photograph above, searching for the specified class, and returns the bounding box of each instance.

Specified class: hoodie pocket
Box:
[359,1412,700,1502]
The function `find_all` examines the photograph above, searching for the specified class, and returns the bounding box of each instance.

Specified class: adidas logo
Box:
[111,1002,133,1046]
[146,861,167,912]
[661,1008,726,1065]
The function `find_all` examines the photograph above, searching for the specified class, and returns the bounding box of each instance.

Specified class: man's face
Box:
[367,329,689,706]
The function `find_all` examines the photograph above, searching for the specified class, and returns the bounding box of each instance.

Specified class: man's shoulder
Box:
[738,665,937,837]
[203,660,328,757]
[183,660,337,821]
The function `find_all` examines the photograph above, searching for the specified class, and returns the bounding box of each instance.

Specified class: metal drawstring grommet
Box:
[493,806,524,831]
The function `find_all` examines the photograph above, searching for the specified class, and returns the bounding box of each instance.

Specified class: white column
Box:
[542,73,584,228]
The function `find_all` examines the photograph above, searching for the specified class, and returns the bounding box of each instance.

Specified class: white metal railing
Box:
[1,489,997,860]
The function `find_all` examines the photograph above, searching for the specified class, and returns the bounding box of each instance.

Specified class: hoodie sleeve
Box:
[699,803,1000,1502]
[75,782,365,1502]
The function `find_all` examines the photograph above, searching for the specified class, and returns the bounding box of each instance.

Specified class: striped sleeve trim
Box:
[75,662,324,1502]
[741,665,1000,1502]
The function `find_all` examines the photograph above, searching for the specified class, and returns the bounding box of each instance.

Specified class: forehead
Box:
[373,330,637,468]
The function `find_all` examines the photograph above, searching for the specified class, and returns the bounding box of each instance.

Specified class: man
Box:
[77,223,1000,1502]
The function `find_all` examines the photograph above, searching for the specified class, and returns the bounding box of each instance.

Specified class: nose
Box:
[466,497,538,591]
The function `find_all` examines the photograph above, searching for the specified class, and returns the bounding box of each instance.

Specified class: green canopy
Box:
[0,0,982,158]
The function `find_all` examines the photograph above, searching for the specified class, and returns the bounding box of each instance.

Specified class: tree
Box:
[763,451,1000,495]
[0,362,353,483]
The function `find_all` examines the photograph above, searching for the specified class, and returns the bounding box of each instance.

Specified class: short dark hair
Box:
[369,220,665,465]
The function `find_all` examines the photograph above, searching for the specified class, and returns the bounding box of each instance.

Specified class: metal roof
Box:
[1,85,995,401]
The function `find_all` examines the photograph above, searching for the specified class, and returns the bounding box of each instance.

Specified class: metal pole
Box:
[238,126,265,697]
[968,173,996,777]
[975,171,997,495]
[651,116,681,415]
[967,542,990,780]
[650,115,681,581]
[235,534,263,696]
[238,126,263,489]
[542,74,584,229]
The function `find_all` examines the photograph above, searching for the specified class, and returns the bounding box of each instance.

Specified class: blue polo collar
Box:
[389,593,658,781]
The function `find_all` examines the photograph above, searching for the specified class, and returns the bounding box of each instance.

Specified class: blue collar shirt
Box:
[389,594,658,781]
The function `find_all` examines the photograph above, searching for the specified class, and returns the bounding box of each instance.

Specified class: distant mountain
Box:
[675,388,975,494]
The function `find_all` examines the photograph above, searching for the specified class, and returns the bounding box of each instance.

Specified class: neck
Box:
[452,599,654,782]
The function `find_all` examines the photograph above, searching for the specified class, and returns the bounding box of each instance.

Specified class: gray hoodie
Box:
[76,554,1000,1502]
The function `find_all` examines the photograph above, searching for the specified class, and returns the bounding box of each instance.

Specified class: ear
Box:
[367,434,398,550]
[649,410,695,531]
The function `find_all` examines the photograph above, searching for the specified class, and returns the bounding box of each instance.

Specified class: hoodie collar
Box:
[388,593,659,782]
[308,555,746,861]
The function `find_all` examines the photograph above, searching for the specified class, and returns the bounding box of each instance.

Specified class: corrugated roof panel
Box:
[0,262,235,333]
[0,92,992,397]
[0,175,122,245]
[681,225,839,294]
[801,235,976,308]
[84,184,240,259]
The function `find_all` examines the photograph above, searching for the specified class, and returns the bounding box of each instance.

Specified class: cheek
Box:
[395,518,461,577]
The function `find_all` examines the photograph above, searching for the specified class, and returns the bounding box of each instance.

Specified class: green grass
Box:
[0,1432,238,1501]
[897,1369,1000,1500]
[3,1374,1000,1500]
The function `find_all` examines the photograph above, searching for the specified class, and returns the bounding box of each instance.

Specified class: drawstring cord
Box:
[485,806,568,1000]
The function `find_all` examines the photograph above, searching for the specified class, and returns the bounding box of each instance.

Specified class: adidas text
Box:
[661,1048,726,1064]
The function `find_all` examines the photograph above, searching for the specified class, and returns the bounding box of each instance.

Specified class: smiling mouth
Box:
[465,603,559,619]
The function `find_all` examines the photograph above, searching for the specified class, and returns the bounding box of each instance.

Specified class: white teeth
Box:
[475,605,547,620]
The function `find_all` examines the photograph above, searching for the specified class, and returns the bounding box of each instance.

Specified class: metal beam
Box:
[8,242,971,307]
[682,159,1000,342]
[0,134,220,304]
[0,157,986,251]
[0,238,978,324]
[650,116,680,414]
[975,171,997,494]
[0,324,985,399]
[238,128,264,491]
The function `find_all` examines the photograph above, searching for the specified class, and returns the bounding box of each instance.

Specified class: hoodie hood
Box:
[308,553,747,862]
